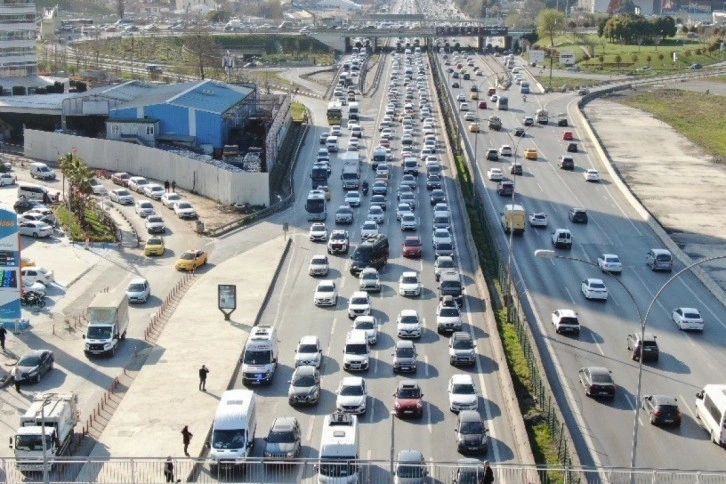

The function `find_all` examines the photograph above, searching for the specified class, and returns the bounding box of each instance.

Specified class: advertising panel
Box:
[0,209,21,323]
[529,50,545,64]
[559,52,576,65]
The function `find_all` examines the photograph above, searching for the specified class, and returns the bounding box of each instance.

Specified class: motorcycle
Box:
[21,292,45,308]
[361,181,369,195]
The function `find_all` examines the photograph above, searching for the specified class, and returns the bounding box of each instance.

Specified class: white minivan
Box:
[30,162,56,181]
[209,389,257,471]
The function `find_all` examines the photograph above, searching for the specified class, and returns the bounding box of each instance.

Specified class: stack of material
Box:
[242,152,262,172]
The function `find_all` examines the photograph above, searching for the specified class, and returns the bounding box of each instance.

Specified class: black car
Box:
[485,149,499,161]
[496,180,514,196]
[13,349,54,384]
[568,208,588,224]
[626,332,659,362]
[513,127,525,137]
[13,198,46,214]
[510,163,523,176]
[557,118,569,127]
[430,189,446,205]
[579,366,616,399]
[426,174,442,190]
[566,142,578,153]
[642,395,681,426]
[559,156,575,170]
[452,82,460,88]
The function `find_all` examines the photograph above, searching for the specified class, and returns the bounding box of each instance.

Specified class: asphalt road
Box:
[213,46,523,479]
[447,51,726,471]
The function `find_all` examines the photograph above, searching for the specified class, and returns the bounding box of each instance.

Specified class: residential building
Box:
[0,0,37,77]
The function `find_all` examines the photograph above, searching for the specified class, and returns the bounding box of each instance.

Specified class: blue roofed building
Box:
[108,79,256,150]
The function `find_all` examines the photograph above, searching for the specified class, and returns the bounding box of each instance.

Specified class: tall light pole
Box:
[472,73,500,163]
[534,250,726,478]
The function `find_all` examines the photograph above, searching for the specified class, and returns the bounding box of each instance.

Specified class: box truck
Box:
[83,291,130,357]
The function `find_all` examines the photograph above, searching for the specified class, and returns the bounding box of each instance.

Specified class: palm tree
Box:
[59,152,95,230]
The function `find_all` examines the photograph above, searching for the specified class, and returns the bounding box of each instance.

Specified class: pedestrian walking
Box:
[0,326,7,351]
[171,181,176,193]
[483,460,494,484]
[14,377,21,393]
[164,456,174,482]
[198,365,209,391]
[164,180,170,192]
[181,425,193,456]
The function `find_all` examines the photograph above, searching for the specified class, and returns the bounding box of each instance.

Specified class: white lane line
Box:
[424,354,429,378]
[427,403,433,433]
[679,394,696,420]
[564,286,575,303]
[272,242,297,329]
[590,331,605,356]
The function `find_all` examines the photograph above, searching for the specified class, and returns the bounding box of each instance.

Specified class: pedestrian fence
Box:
[2,457,725,484]
[144,273,196,344]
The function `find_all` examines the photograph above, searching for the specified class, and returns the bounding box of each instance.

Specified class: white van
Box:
[317,412,360,484]
[343,330,370,371]
[17,183,59,202]
[209,389,257,470]
[696,384,726,445]
[241,326,279,385]
[326,136,339,153]
[30,162,56,181]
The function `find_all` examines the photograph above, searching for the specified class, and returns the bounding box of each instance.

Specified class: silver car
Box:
[263,417,302,458]
[394,449,428,484]
[392,340,418,373]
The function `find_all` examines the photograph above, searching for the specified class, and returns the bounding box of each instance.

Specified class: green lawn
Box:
[526,33,723,75]
[55,204,118,242]
[617,90,726,163]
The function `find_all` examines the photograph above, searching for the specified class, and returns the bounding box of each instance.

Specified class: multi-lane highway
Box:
[443,49,726,471]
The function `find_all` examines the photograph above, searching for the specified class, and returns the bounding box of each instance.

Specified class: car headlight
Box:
[416,402,423,408]
[394,402,400,409]
[286,450,296,458]
[264,451,272,457]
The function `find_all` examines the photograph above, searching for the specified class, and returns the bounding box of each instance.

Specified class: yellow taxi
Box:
[470,92,479,100]
[21,255,35,268]
[524,148,538,160]
[144,236,166,256]
[468,123,481,133]
[175,249,208,271]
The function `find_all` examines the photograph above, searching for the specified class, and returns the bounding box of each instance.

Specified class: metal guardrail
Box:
[3,457,725,483]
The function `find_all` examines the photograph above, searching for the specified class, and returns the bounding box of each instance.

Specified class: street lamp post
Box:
[389,411,396,477]
[534,250,726,476]
[472,74,500,163]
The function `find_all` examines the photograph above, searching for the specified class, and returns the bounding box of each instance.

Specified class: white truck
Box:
[209,389,257,471]
[83,291,130,357]
[241,326,279,385]
[317,412,360,484]
[535,108,549,125]
[340,152,361,190]
[10,392,79,473]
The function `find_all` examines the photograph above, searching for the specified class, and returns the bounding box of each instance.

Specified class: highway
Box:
[210,38,525,484]
[442,48,726,471]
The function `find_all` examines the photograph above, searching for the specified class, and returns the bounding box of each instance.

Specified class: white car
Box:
[432,228,453,246]
[396,203,413,221]
[367,206,385,224]
[459,102,469,111]
[313,280,338,306]
[448,374,478,412]
[672,307,704,331]
[308,255,329,276]
[499,145,513,156]
[89,178,107,195]
[135,200,156,218]
[173,201,197,219]
[161,192,182,208]
[110,188,134,205]
[437,300,463,333]
[487,168,503,181]
[353,316,379,345]
[126,277,151,304]
[359,267,381,292]
[529,212,548,227]
[584,169,600,182]
[20,267,54,286]
[464,112,476,122]
[581,278,608,300]
[400,213,418,231]
[19,220,53,238]
[348,291,371,319]
[345,190,361,207]
[456,93,466,102]
[144,214,166,234]
[397,309,422,339]
[336,377,368,415]
[597,253,623,273]
[127,176,149,193]
[398,271,422,297]
[143,183,165,200]
[0,172,17,186]
[360,220,379,239]
[294,335,323,368]
[309,223,328,242]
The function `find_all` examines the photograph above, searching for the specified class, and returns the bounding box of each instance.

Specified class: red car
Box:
[487,87,496,96]
[402,236,423,258]
[393,380,424,418]
[478,101,487,109]
[562,131,574,141]
[111,172,131,187]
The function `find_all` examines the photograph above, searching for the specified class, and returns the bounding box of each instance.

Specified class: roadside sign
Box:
[559,52,576,65]
[529,50,545,64]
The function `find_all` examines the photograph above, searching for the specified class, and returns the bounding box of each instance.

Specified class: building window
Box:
[146,126,154,135]
[111,125,119,135]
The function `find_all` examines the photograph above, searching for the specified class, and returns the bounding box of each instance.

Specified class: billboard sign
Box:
[0,209,21,323]
[559,52,576,65]
[218,284,237,320]
[529,49,545,64]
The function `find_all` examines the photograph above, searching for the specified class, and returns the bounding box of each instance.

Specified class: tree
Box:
[597,16,609,37]
[646,54,652,65]
[658,52,665,64]
[116,0,124,19]
[183,19,219,80]
[59,153,95,228]
[631,54,638,64]
[537,9,566,47]
[614,54,622,69]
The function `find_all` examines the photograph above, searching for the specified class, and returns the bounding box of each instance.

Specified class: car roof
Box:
[341,376,364,386]
[452,331,472,341]
[271,416,298,431]
[585,366,611,376]
[649,394,678,406]
[457,410,481,422]
[396,449,424,463]
[294,365,317,376]
[299,335,320,345]
[396,339,415,348]
[451,373,474,384]
[129,277,147,285]
[585,278,605,284]
[555,309,577,317]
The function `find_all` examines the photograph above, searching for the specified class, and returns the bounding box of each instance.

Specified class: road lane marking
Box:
[427,403,433,433]
[589,331,605,356]
[424,354,429,377]
[272,242,297,329]
[679,394,696,420]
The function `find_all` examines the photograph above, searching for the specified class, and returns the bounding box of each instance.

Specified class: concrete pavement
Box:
[76,232,288,480]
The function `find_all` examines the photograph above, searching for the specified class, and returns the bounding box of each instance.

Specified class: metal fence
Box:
[2,458,725,484]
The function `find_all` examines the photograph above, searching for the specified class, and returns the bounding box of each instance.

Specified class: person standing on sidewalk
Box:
[164,180,170,193]
[171,181,176,193]
[164,456,175,482]
[483,460,494,484]
[0,326,7,351]
[198,365,209,391]
[181,425,193,456]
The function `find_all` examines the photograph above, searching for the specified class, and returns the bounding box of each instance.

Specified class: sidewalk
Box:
[75,235,289,482]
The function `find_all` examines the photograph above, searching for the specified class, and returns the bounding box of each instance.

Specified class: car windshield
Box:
[590,282,606,289]
[212,429,246,449]
[340,384,364,396]
[396,346,416,357]
[606,256,619,263]
[243,350,271,365]
[351,297,368,305]
[657,404,679,415]
[318,285,334,293]
[402,276,417,284]
[346,343,368,355]
[117,190,131,196]
[311,257,327,264]
[458,468,484,484]
[267,430,296,444]
[590,372,612,384]
[404,239,421,247]
[452,383,475,394]
[397,387,421,398]
[361,272,377,280]
[14,435,52,452]
[128,283,146,292]
[292,373,316,387]
[166,195,180,201]
[318,460,357,478]
[453,339,473,350]
[399,315,418,324]
[440,308,459,317]
[331,233,346,240]
[299,344,318,353]
[177,203,192,210]
[397,463,426,478]
[181,252,197,260]
[460,421,484,434]
[656,255,671,261]
[683,311,700,319]
[18,354,40,366]
[148,216,162,223]
[87,326,112,339]
[355,320,374,330]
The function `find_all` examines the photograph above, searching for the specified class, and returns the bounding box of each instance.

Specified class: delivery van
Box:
[501,204,526,235]
[209,389,257,471]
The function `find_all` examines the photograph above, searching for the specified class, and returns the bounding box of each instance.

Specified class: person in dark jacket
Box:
[181,426,193,456]
[483,460,494,484]
[164,457,174,482]
[198,365,209,391]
